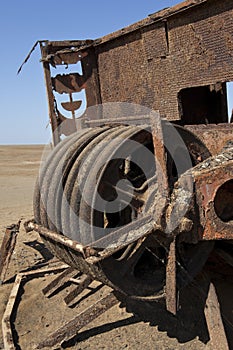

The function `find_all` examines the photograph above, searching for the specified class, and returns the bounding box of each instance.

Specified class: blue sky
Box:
[0,1,232,144]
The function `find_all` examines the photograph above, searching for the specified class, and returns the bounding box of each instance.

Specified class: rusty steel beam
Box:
[25,217,160,267]
[85,115,152,126]
[165,238,177,315]
[204,283,229,350]
[64,274,93,306]
[36,291,119,349]
[89,214,159,251]
[186,124,233,156]
[0,223,20,284]
[2,273,22,350]
[150,115,177,314]
[41,59,60,146]
[25,221,97,258]
[150,114,169,198]
[1,264,68,350]
[42,266,77,298]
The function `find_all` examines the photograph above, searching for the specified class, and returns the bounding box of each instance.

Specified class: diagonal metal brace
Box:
[36,291,119,349]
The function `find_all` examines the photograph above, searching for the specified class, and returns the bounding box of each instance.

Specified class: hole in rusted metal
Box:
[51,61,87,120]
[177,84,228,125]
[214,180,233,222]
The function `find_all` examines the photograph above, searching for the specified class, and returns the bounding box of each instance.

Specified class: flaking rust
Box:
[14,0,233,347]
[33,0,233,317]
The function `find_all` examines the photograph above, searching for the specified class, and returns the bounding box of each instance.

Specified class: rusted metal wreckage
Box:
[19,0,233,346]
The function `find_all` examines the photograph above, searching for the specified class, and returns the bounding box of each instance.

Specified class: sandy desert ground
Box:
[0,145,232,350]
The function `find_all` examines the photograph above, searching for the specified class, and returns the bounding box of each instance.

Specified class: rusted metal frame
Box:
[81,47,103,112]
[17,39,86,74]
[41,43,102,140]
[41,48,89,64]
[40,41,96,64]
[42,264,101,308]
[40,39,91,66]
[89,214,158,251]
[42,266,77,297]
[46,40,94,48]
[204,283,230,350]
[165,238,177,314]
[42,44,102,139]
[1,265,68,350]
[42,40,94,54]
[36,291,119,349]
[2,273,22,350]
[64,274,93,306]
[61,99,82,111]
[193,158,233,241]
[150,114,177,314]
[40,43,60,146]
[0,223,20,284]
[27,215,159,263]
[26,221,96,259]
[48,52,88,67]
[69,93,77,121]
[186,124,233,156]
[150,114,169,198]
[84,115,152,126]
[41,44,87,141]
